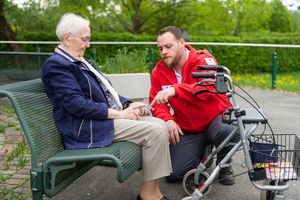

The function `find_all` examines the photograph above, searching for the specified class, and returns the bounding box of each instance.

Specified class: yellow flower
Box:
[235,77,241,81]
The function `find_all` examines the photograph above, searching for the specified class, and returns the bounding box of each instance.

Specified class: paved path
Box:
[0,98,32,199]
[0,87,300,200]
[0,97,50,199]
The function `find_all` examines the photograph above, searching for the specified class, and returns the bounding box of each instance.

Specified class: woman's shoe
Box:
[137,194,169,200]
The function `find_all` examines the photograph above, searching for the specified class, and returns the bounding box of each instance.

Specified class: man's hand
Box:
[150,87,175,106]
[166,120,184,145]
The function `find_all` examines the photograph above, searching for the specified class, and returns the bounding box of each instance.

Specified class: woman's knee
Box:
[149,121,169,141]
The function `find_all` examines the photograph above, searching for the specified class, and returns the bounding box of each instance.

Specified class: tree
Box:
[224,0,271,36]
[108,0,193,35]
[0,0,24,52]
[291,9,300,32]
[269,0,292,32]
[188,0,234,36]
[5,0,110,35]
[0,0,27,69]
[3,0,300,41]
[58,0,110,33]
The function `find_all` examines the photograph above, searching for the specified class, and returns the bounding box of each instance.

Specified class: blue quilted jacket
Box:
[41,46,130,149]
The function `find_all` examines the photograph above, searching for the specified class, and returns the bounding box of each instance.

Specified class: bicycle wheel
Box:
[260,180,277,200]
[181,197,192,200]
[182,169,212,197]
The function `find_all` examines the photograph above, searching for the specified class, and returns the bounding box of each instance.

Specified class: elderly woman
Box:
[41,13,172,200]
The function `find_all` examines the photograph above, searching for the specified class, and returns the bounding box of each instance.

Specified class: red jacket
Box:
[149,45,232,133]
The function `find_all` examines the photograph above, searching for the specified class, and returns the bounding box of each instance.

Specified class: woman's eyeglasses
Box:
[69,33,91,43]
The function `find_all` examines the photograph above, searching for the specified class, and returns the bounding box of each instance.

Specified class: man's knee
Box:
[211,125,239,145]
[164,162,197,183]
[165,171,185,183]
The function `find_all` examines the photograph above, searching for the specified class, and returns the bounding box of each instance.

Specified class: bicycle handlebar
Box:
[197,65,231,76]
[192,72,216,79]
[197,65,218,70]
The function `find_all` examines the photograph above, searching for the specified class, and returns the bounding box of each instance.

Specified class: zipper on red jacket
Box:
[156,67,176,85]
[184,101,197,132]
[157,67,198,132]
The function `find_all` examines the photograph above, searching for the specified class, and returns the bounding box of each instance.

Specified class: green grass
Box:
[232,72,300,94]
[0,125,5,133]
[0,174,11,183]
[0,104,14,113]
[6,122,16,127]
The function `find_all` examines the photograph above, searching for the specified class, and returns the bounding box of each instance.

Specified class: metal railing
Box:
[2,41,300,89]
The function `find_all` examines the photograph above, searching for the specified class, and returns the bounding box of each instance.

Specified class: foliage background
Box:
[1,31,300,74]
[1,0,300,74]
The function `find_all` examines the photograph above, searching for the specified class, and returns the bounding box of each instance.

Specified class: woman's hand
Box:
[122,107,140,120]
[128,102,152,117]
[108,102,152,120]
[108,107,139,120]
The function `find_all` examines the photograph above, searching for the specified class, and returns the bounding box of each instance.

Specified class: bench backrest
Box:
[0,78,64,168]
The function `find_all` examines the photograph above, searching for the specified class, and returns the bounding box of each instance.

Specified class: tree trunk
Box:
[0,0,27,69]
[0,0,24,51]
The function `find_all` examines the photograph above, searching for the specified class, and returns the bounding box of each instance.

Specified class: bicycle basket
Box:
[249,140,279,164]
[249,134,300,181]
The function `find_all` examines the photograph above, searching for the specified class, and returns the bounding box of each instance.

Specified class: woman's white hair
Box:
[56,13,90,41]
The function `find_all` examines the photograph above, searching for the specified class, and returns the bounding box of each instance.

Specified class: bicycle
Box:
[181,65,300,200]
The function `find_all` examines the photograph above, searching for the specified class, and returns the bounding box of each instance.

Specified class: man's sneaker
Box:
[218,168,235,185]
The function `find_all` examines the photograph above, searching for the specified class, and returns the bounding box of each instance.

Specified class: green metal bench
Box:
[0,78,142,199]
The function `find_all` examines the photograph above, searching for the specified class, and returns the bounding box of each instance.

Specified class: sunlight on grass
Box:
[232,72,300,94]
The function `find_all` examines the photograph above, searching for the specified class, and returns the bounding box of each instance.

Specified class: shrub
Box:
[98,47,150,74]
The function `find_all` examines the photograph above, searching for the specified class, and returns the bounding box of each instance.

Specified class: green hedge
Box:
[190,34,300,73]
[1,32,300,73]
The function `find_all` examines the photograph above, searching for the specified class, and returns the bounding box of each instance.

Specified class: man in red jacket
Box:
[149,26,240,185]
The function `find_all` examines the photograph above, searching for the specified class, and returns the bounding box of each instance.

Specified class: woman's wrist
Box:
[108,108,124,119]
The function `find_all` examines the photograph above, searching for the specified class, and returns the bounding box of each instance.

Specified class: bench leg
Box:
[31,167,44,200]
[32,190,43,200]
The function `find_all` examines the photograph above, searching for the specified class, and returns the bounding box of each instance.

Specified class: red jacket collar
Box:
[155,44,198,83]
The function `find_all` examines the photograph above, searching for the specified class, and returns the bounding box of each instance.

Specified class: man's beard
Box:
[164,54,182,69]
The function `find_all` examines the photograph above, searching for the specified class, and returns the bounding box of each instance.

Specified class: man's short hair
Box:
[157,26,183,41]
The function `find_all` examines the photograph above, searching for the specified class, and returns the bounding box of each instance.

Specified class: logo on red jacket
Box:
[161,85,172,90]
[205,58,216,65]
